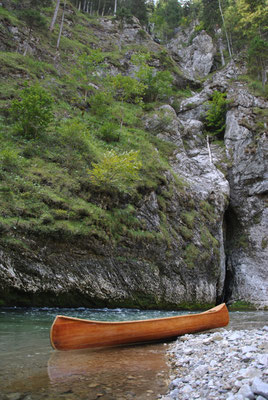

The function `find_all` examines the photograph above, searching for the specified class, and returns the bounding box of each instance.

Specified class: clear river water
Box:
[0,307,267,400]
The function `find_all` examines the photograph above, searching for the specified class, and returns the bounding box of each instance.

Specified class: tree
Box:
[248,36,268,88]
[88,150,142,192]
[19,9,47,55]
[50,0,61,31]
[13,0,52,9]
[201,0,221,33]
[110,74,146,104]
[73,49,106,101]
[224,0,267,85]
[217,0,232,59]
[151,0,183,41]
[131,52,173,102]
[124,0,148,25]
[56,0,67,50]
[10,84,54,138]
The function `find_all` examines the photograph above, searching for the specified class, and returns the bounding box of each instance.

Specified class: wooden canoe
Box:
[50,303,229,351]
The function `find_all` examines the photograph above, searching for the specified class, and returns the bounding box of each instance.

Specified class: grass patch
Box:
[228,300,257,311]
[184,243,200,269]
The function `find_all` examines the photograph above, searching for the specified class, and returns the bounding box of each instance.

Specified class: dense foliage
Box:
[204,91,228,139]
[10,84,54,138]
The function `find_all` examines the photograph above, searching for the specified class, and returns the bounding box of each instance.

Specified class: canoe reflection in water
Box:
[47,343,170,399]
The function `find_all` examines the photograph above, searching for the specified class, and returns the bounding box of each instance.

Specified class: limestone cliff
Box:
[0,13,267,310]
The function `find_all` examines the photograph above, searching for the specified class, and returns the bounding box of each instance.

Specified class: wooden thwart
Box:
[50,303,229,351]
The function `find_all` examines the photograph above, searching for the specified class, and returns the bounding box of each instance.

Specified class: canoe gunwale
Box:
[53,303,226,326]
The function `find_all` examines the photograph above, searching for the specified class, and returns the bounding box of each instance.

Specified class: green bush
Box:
[19,9,47,31]
[110,74,145,104]
[131,53,173,102]
[89,91,113,117]
[204,91,228,139]
[98,121,120,143]
[0,147,21,172]
[88,149,142,193]
[57,118,90,151]
[10,84,54,138]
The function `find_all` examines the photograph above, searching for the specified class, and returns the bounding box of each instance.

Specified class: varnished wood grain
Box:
[50,303,229,351]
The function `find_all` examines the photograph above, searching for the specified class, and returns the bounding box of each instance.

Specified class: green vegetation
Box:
[148,0,267,92]
[89,150,142,193]
[228,300,257,311]
[10,84,54,138]
[184,243,200,269]
[0,2,192,250]
[204,91,228,139]
[261,237,268,250]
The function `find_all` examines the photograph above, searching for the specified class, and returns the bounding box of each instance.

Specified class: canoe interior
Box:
[50,303,229,351]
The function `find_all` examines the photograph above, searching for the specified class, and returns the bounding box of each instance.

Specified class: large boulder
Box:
[168,27,216,80]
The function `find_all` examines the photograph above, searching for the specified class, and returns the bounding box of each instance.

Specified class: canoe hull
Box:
[50,303,229,351]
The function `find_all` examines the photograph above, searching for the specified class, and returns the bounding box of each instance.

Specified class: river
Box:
[0,307,267,400]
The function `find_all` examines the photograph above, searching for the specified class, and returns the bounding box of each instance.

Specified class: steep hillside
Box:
[0,2,267,310]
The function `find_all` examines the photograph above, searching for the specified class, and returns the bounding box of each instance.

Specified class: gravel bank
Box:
[162,327,268,400]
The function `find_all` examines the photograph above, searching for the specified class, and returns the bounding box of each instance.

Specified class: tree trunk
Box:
[207,135,213,165]
[261,61,267,89]
[102,1,106,16]
[56,0,66,50]
[97,0,101,15]
[50,0,61,32]
[23,27,32,56]
[218,31,225,66]
[218,0,232,59]
[114,0,117,16]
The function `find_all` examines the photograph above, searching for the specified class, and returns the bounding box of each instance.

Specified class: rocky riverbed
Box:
[162,327,268,400]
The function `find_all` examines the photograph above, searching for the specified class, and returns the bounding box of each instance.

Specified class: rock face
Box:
[0,123,229,308]
[224,86,268,308]
[173,59,268,309]
[168,26,216,80]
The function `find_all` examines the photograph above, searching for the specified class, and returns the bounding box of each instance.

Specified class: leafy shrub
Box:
[110,74,145,104]
[51,209,69,220]
[204,91,228,139]
[0,147,20,172]
[10,84,54,138]
[248,35,268,88]
[73,50,107,101]
[98,121,120,143]
[131,53,173,102]
[57,118,90,151]
[89,91,113,117]
[88,149,142,193]
[19,9,47,31]
[40,213,54,225]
